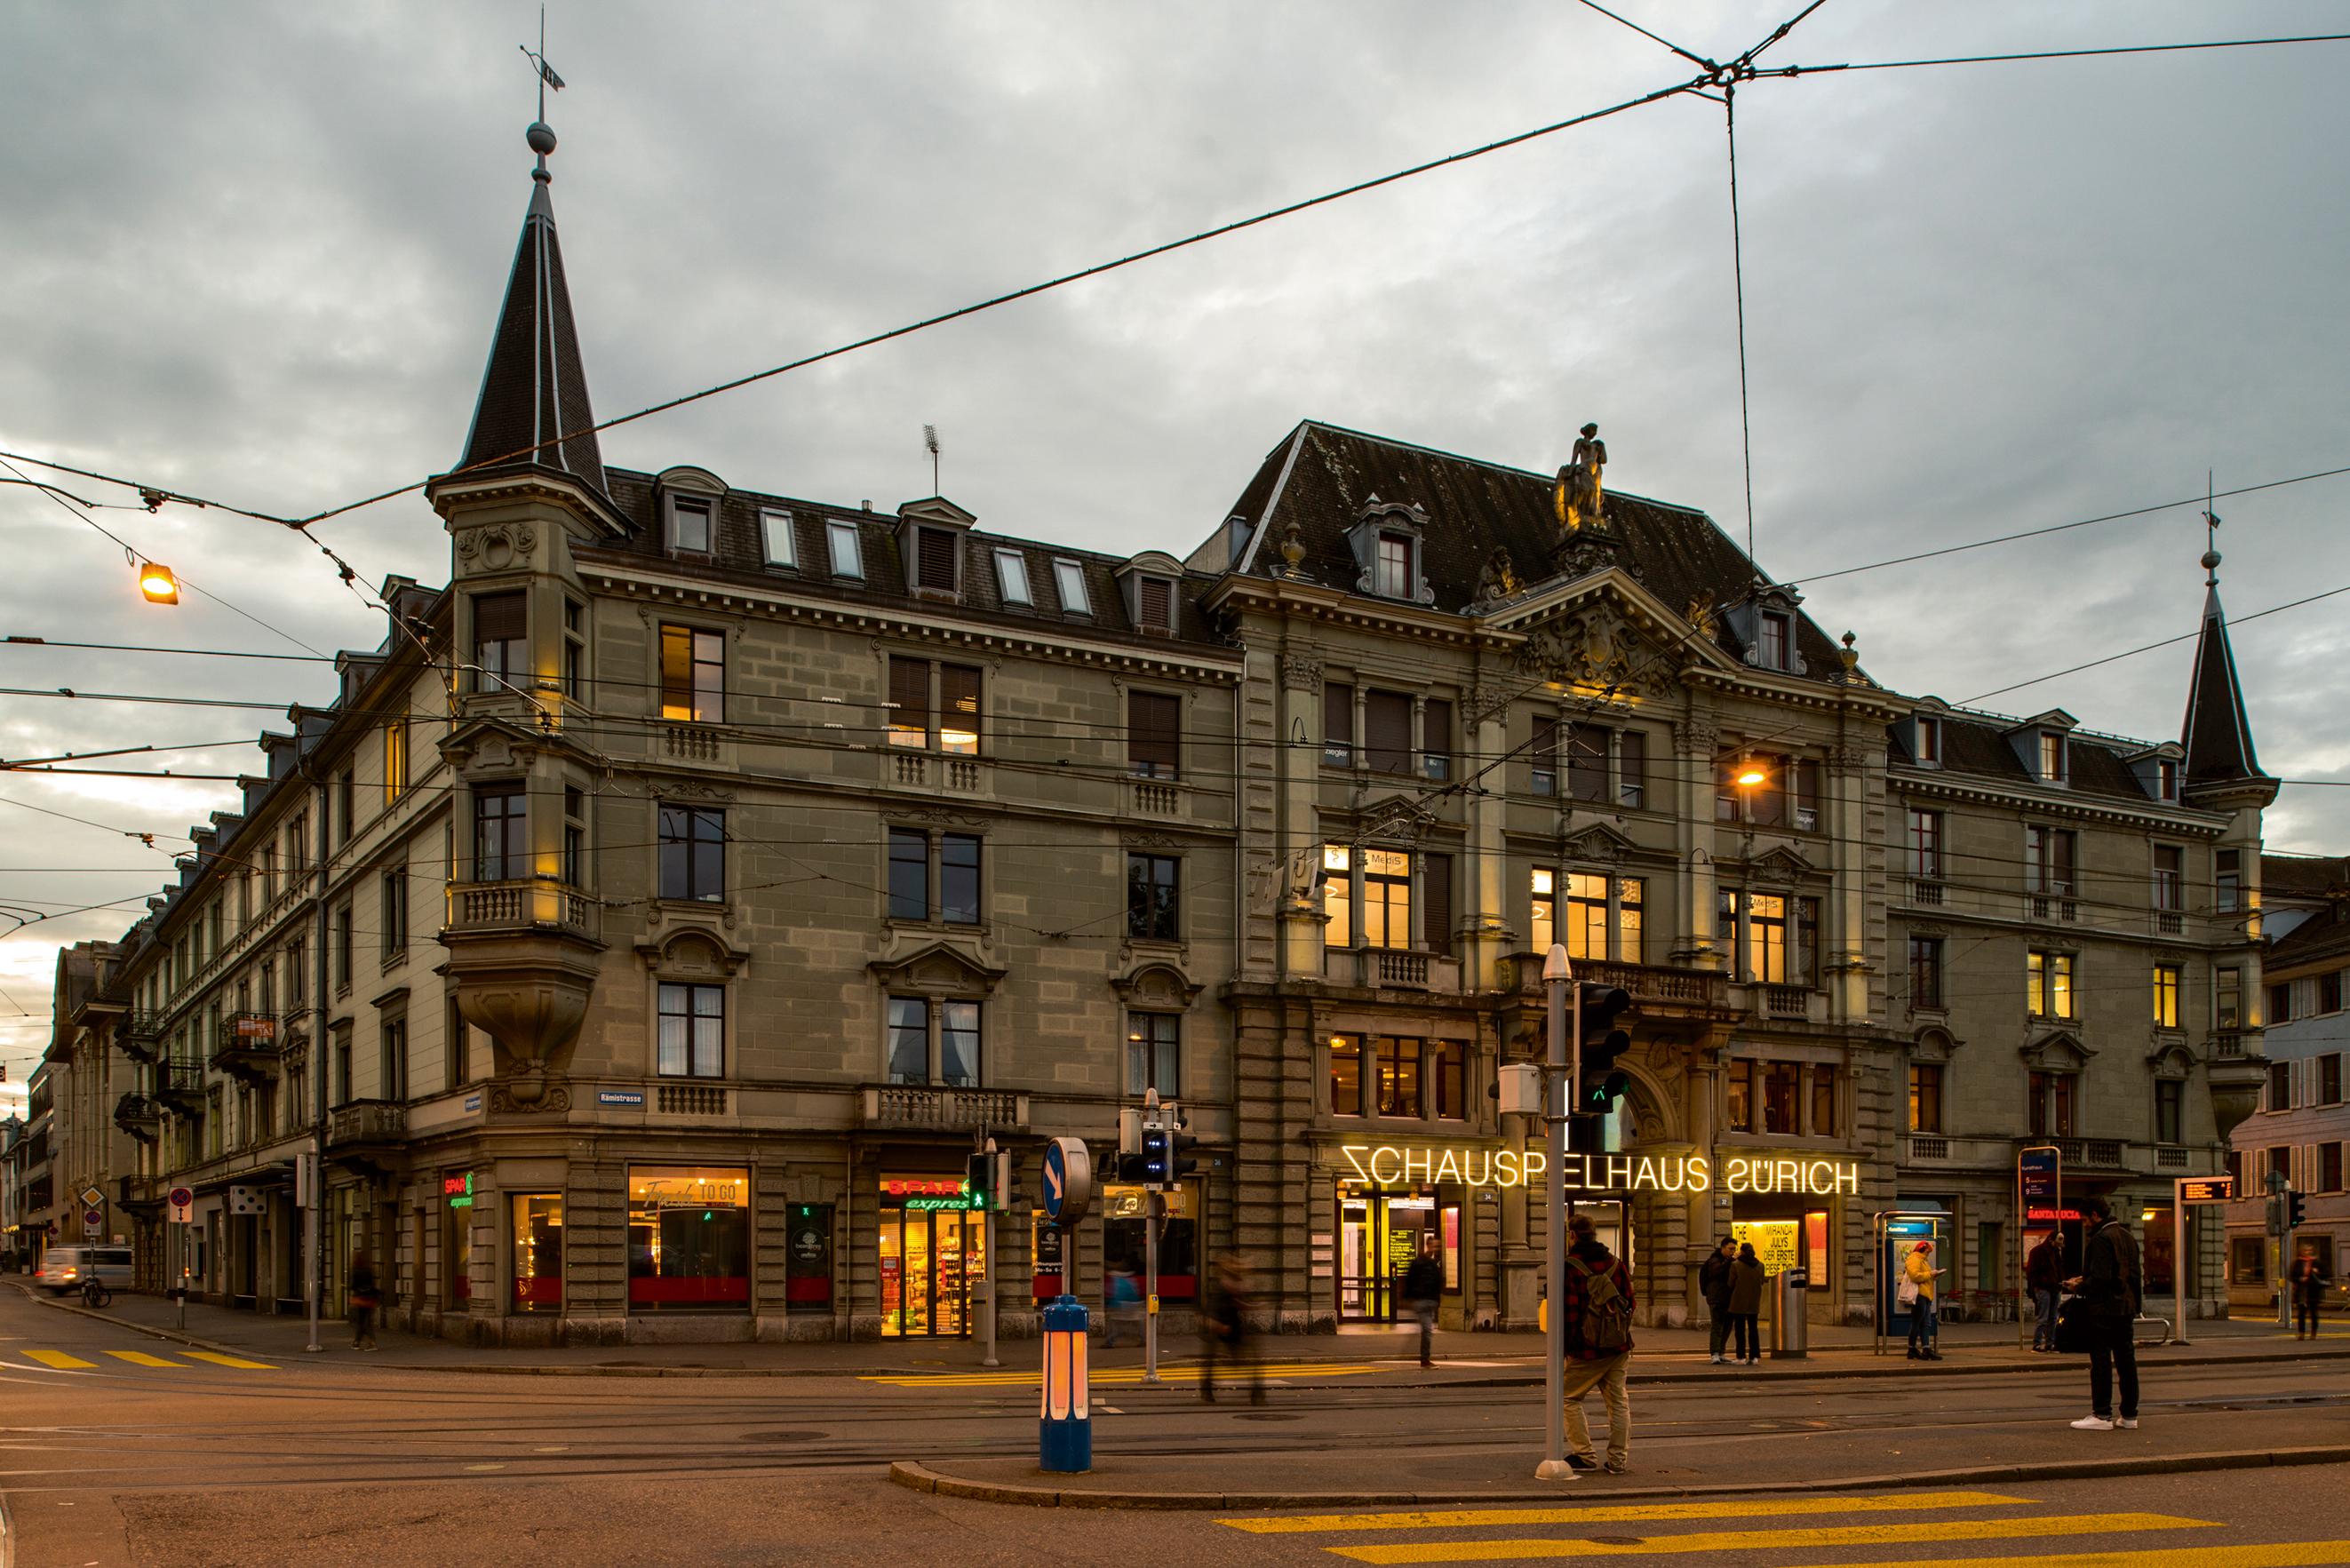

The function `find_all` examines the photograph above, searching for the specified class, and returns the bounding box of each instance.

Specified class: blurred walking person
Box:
[1402,1238,1445,1367]
[2027,1231,2064,1352]
[1700,1237,1736,1364]
[1725,1241,1765,1366]
[1902,1239,1947,1361]
[347,1248,381,1352]
[1104,1257,1143,1349]
[1556,1213,1635,1473]
[2290,1246,2328,1341]
[2067,1196,2142,1430]
[1201,1254,1263,1405]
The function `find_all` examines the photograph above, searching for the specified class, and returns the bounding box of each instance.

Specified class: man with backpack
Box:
[2065,1196,2142,1431]
[1555,1212,1634,1474]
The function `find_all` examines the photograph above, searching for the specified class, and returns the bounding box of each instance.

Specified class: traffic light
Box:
[965,1151,994,1209]
[2288,1190,2308,1230]
[1139,1126,1172,1186]
[1576,983,1633,1113]
[1171,1127,1202,1181]
[2267,1193,2287,1237]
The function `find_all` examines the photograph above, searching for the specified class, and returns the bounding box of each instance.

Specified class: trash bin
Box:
[1771,1268,1809,1359]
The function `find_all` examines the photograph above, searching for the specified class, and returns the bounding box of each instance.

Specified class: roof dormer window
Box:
[2157,758,2178,800]
[827,519,864,579]
[1758,611,1792,672]
[1374,533,1413,599]
[1053,560,1091,617]
[994,549,1032,607]
[760,508,797,571]
[668,494,713,555]
[1916,715,1941,767]
[1137,576,1175,633]
[2039,731,2067,784]
[911,526,960,599]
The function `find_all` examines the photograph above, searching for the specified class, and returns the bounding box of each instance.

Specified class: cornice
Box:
[1890,766,2229,836]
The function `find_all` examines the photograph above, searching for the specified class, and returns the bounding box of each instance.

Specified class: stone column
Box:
[1277,653,1326,981]
[1675,718,1724,969]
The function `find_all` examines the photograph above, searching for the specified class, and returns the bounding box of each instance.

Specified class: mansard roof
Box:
[1209,419,1848,679]
[1887,705,2165,805]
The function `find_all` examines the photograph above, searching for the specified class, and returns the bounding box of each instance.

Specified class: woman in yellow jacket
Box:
[1903,1240,1948,1361]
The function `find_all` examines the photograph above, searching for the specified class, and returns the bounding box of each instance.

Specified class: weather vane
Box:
[519,6,566,179]
[923,425,941,494]
[2203,468,2222,588]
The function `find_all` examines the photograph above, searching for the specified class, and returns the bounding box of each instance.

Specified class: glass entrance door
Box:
[880,1207,987,1337]
[1338,1195,1392,1322]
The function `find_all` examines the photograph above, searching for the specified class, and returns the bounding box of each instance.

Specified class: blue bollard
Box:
[1039,1293,1091,1473]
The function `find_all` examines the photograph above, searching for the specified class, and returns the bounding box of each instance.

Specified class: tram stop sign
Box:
[2179,1176,2235,1204]
[1040,1136,1093,1227]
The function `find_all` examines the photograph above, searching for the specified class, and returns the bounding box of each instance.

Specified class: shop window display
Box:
[627,1166,750,1311]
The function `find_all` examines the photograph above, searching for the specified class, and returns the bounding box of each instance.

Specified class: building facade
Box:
[49,114,2288,1344]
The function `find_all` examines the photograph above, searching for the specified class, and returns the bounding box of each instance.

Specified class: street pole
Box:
[981,1135,1000,1369]
[2171,1181,2187,1346]
[1143,1188,1162,1384]
[175,1217,185,1332]
[1536,943,1576,1483]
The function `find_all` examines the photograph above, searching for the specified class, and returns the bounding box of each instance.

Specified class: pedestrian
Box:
[1699,1236,1737,1365]
[1725,1240,1765,1366]
[1901,1239,1947,1361]
[2290,1246,2328,1341]
[1402,1239,1445,1367]
[1104,1257,1142,1349]
[2027,1231,2064,1352]
[1201,1254,1263,1405]
[1554,1212,1635,1473]
[347,1247,380,1352]
[2066,1196,2141,1430]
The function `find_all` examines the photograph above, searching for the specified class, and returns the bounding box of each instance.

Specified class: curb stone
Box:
[889,1444,2350,1511]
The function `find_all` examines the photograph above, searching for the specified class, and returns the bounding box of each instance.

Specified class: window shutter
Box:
[1366,691,1413,774]
[474,592,526,642]
[1618,728,1646,806]
[917,528,958,593]
[1128,690,1181,776]
[1324,681,1355,754]
[1567,727,1608,801]
[888,657,930,736]
[1424,853,1454,958]
[1138,576,1173,632]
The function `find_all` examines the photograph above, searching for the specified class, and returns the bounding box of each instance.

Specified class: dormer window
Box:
[668,494,714,554]
[1053,560,1091,617]
[1137,576,1175,633]
[1915,716,1941,766]
[760,509,796,570]
[911,526,960,598]
[994,550,1032,607]
[827,520,864,579]
[2038,732,2067,784]
[1757,612,1792,672]
[1374,534,1413,599]
[2157,759,2178,800]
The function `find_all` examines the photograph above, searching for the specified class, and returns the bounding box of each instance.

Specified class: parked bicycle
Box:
[80,1275,113,1310]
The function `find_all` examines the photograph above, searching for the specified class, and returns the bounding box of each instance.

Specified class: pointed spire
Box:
[452,102,607,496]
[2179,507,2270,793]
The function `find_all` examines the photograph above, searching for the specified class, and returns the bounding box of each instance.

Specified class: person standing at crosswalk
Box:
[1700,1237,1737,1365]
[2067,1196,2141,1430]
[1555,1213,1634,1474]
[1725,1242,1765,1367]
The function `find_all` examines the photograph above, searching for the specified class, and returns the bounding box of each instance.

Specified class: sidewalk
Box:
[11,1278,2343,1380]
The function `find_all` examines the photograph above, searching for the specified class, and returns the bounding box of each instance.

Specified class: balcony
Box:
[446,878,601,943]
[2027,895,2080,925]
[1323,946,1464,992]
[113,1093,160,1144]
[889,749,989,797]
[153,1061,205,1114]
[1907,880,1946,907]
[118,1010,166,1061]
[661,723,724,765]
[1127,777,1181,818]
[326,1100,408,1176]
[1503,953,1731,1015]
[209,1012,285,1081]
[860,1084,1029,1133]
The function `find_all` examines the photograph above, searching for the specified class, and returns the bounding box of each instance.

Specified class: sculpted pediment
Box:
[1563,822,1638,863]
[1741,845,1821,884]
[868,941,1007,997]
[1510,596,1669,698]
[2020,1030,2094,1070]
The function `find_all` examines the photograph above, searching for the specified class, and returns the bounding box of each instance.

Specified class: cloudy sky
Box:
[2,0,2346,1086]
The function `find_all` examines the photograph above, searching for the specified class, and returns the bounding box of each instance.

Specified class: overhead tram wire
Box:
[1747,31,2350,81]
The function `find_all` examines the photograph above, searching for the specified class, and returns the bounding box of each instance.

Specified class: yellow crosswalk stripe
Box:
[25,1349,96,1370]
[1794,1548,2350,1568]
[180,1350,276,1370]
[104,1350,188,1368]
[1223,1490,2032,1534]
[863,1362,1377,1387]
[1328,1511,2217,1564]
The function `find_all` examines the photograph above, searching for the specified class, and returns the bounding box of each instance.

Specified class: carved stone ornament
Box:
[1462,682,1514,730]
[661,780,737,803]
[1513,603,1653,696]
[453,522,537,572]
[1739,845,1819,885]
[1826,744,1868,773]
[1111,960,1205,1010]
[490,1078,573,1115]
[1563,823,1636,864]
[868,940,1008,998]
[1549,529,1622,582]
[1279,653,1325,692]
[1471,547,1525,606]
[1675,720,1720,755]
[2019,1030,2094,1071]
[1122,832,1181,849]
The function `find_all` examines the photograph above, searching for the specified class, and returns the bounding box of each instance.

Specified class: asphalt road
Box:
[4,1286,2348,1567]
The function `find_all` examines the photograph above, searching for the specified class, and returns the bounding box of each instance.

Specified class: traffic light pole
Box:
[980,1136,1000,1369]
[1536,945,1578,1483]
[1143,1189,1162,1384]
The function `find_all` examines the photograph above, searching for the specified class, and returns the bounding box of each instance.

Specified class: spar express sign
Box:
[1338,1145,1860,1197]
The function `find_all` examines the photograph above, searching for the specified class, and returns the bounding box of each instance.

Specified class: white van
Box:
[33,1246,134,1296]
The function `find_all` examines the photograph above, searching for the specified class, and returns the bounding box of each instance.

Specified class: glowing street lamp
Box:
[1734,757,1767,789]
[138,562,179,604]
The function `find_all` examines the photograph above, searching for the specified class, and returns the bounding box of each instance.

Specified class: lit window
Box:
[760,509,797,569]
[2028,950,2075,1018]
[1915,716,1940,766]
[1321,844,1352,947]
[1053,559,1091,617]
[1362,848,1412,949]
[659,625,724,723]
[994,549,1032,606]
[827,519,864,578]
[2039,732,2067,784]
[669,494,713,554]
[2153,964,2181,1030]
